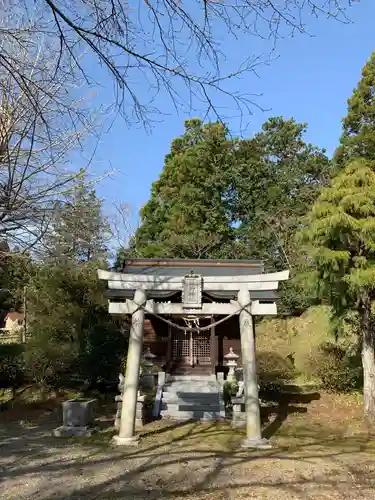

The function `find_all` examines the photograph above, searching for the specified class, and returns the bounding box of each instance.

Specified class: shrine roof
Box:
[120,258,264,277]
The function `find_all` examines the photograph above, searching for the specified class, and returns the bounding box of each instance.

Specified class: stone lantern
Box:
[141,347,156,389]
[224,347,239,382]
[142,347,156,374]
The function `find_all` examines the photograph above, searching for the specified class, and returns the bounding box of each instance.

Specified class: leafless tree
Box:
[111,202,139,251]
[2,0,358,128]
[0,4,101,251]
[0,0,358,251]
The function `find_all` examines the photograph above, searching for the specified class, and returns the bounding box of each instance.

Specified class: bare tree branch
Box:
[2,0,358,129]
[111,201,139,251]
[0,0,358,251]
[0,4,104,251]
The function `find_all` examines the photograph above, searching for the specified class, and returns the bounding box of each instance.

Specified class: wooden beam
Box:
[109,301,236,315]
[107,280,281,292]
[250,301,277,315]
[105,289,280,301]
[108,300,278,316]
[123,258,264,268]
[99,269,289,284]
[167,323,172,370]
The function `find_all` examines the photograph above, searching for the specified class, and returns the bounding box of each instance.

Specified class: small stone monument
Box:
[143,346,156,366]
[231,395,245,428]
[224,347,239,382]
[231,380,262,429]
[115,369,149,429]
[115,373,125,428]
[217,371,225,389]
[118,372,125,392]
[236,380,244,397]
[53,398,97,437]
[115,390,147,429]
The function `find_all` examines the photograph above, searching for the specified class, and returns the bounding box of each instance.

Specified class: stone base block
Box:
[112,435,139,447]
[115,396,147,428]
[157,371,166,387]
[241,437,272,450]
[52,425,96,437]
[231,420,245,429]
[62,398,97,428]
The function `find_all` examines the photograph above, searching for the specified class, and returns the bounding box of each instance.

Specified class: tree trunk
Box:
[361,303,375,430]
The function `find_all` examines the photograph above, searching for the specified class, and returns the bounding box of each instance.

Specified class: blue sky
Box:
[85,0,375,232]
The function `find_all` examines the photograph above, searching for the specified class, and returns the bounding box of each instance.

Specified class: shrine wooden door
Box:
[172,330,211,365]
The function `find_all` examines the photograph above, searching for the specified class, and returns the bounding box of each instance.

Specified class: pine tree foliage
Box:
[335,51,375,167]
[0,247,32,318]
[46,178,112,263]
[27,260,126,388]
[302,158,375,422]
[234,117,331,269]
[133,119,235,259]
[124,117,330,313]
[128,117,330,266]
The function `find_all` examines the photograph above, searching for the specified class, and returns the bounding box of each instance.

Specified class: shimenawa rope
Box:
[129,299,251,332]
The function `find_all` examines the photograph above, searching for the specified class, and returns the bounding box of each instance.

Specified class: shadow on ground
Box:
[1,391,374,500]
[260,385,321,439]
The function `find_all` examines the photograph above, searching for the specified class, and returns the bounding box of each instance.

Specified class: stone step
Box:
[160,373,224,422]
[162,392,220,403]
[170,367,213,375]
[162,403,222,412]
[160,409,225,421]
[168,375,217,382]
[163,388,219,395]
[164,381,219,392]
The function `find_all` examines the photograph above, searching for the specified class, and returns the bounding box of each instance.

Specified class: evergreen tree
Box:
[27,260,126,388]
[133,119,235,259]
[231,117,331,313]
[302,158,375,424]
[335,51,375,167]
[46,178,111,263]
[129,117,330,267]
[233,117,331,269]
[0,243,32,321]
[123,117,329,313]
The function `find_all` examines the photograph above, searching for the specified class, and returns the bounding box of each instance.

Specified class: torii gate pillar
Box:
[238,287,271,449]
[113,288,146,446]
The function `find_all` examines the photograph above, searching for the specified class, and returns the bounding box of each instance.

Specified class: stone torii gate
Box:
[98,264,289,448]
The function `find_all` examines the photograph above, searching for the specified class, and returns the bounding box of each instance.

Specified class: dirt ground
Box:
[1,392,375,500]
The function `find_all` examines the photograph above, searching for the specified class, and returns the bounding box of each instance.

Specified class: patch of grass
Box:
[3,391,375,500]
[139,420,246,452]
[256,306,357,384]
[0,388,13,402]
[69,426,118,448]
[123,393,372,455]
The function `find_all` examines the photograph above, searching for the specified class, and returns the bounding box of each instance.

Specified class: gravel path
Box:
[1,396,375,499]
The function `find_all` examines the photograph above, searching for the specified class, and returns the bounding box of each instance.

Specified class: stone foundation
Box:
[53,398,97,437]
[231,396,246,428]
[115,393,147,429]
[52,425,95,437]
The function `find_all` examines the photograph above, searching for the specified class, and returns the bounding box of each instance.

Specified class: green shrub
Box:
[307,342,362,392]
[143,391,156,409]
[23,333,79,389]
[223,380,239,407]
[0,343,25,390]
[79,321,127,390]
[257,350,297,390]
